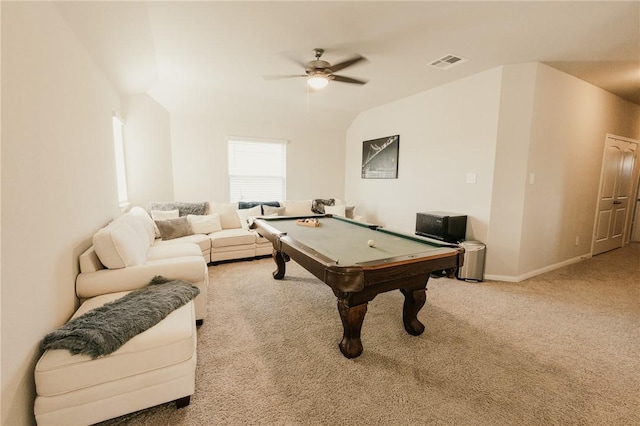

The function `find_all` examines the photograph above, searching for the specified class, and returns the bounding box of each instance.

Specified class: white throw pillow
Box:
[325,205,346,217]
[93,220,147,269]
[236,205,262,230]
[282,200,312,216]
[262,205,285,216]
[129,206,156,245]
[117,214,152,249]
[187,213,222,234]
[151,209,179,238]
[209,202,241,229]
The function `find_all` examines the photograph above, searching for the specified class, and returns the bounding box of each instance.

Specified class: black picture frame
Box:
[361,135,399,179]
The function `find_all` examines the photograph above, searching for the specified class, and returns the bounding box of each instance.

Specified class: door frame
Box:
[591,134,640,255]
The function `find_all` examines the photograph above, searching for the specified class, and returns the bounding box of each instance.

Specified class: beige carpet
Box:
[99,244,639,425]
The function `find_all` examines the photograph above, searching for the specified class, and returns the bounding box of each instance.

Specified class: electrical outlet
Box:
[575,236,580,246]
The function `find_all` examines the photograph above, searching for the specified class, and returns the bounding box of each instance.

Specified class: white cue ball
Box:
[367,239,375,247]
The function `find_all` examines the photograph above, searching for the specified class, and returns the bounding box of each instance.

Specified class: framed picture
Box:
[361,135,399,179]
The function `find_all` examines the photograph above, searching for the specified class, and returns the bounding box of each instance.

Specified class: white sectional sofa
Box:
[75,199,353,320]
[35,198,354,424]
[75,206,209,322]
[34,294,197,425]
[144,198,355,264]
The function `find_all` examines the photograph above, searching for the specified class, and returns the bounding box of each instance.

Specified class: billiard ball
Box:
[367,239,375,247]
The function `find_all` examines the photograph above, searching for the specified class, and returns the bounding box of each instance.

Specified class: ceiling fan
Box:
[265,48,368,90]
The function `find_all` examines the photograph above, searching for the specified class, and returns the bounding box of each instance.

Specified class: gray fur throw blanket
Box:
[146,201,209,216]
[41,277,200,358]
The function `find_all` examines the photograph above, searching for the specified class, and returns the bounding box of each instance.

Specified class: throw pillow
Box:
[187,214,222,234]
[150,209,179,238]
[282,200,313,216]
[155,217,193,240]
[262,205,285,216]
[209,202,241,229]
[238,201,280,211]
[345,206,355,219]
[312,198,335,214]
[146,201,209,216]
[236,205,262,230]
[325,205,346,217]
[93,220,147,269]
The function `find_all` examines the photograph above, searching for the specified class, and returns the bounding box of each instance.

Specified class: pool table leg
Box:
[272,250,290,279]
[400,288,426,336]
[337,299,367,359]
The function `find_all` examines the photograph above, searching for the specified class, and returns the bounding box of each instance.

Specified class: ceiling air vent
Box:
[429,54,468,70]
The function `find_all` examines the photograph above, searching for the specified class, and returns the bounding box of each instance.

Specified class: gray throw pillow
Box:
[312,198,335,214]
[147,201,209,216]
[345,206,355,219]
[154,217,193,240]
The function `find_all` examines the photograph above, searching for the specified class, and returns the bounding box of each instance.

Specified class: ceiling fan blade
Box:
[263,74,307,80]
[331,75,368,85]
[329,55,367,73]
[279,51,308,68]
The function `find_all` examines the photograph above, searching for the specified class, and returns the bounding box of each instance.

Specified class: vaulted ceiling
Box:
[55,1,640,123]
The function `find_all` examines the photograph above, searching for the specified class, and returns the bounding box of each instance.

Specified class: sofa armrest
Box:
[76,256,206,299]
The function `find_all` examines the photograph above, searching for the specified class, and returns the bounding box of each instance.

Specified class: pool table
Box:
[251,215,465,358]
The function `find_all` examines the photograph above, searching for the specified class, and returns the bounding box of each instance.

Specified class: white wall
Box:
[169,112,349,203]
[516,63,640,277]
[346,63,640,281]
[485,63,538,277]
[346,68,504,241]
[122,94,174,207]
[1,3,122,424]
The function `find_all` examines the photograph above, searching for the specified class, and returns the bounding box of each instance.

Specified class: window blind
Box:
[228,139,286,202]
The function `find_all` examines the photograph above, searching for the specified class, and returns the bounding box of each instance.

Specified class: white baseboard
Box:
[485,254,590,283]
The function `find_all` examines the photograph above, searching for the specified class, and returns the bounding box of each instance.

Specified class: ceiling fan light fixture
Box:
[307,74,329,90]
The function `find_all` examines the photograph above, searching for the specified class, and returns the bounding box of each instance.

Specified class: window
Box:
[228,137,287,202]
[112,115,128,207]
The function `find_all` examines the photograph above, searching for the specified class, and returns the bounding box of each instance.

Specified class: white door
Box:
[632,193,640,242]
[593,136,637,255]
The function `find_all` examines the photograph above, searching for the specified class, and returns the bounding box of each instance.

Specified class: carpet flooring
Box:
[98,243,639,425]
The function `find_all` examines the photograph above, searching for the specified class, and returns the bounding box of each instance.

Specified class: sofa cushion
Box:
[128,207,156,245]
[34,291,195,396]
[152,235,211,255]
[325,204,346,217]
[79,246,104,273]
[151,209,179,238]
[238,201,280,212]
[281,200,313,216]
[93,220,148,269]
[147,201,209,217]
[345,206,355,219]
[262,205,285,216]
[116,214,153,249]
[236,205,262,230]
[312,198,335,214]
[155,217,193,240]
[209,202,242,229]
[209,229,256,248]
[151,209,179,220]
[147,242,203,261]
[187,214,221,234]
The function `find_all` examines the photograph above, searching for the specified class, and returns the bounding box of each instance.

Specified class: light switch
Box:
[466,172,477,184]
[529,173,535,185]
